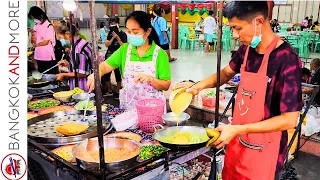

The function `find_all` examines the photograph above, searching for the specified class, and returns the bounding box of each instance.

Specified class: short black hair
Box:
[28,6,48,21]
[209,10,214,16]
[110,16,120,24]
[100,22,105,28]
[302,68,311,76]
[154,6,164,16]
[223,1,268,21]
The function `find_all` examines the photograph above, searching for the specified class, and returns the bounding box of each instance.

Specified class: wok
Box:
[72,137,141,172]
[28,74,56,88]
[153,125,209,151]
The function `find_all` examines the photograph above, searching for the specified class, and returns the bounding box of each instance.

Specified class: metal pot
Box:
[162,112,190,126]
[28,94,33,103]
[72,93,95,102]
[72,137,141,172]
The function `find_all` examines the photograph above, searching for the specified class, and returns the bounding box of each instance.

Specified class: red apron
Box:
[222,37,282,180]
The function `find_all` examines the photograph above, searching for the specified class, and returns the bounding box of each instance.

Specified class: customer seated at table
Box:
[310,21,319,31]
[271,19,280,32]
[302,58,320,104]
[302,67,312,84]
[302,17,309,29]
[195,17,204,31]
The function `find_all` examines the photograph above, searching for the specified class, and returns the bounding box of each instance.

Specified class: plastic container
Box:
[169,88,193,115]
[199,88,225,108]
[136,99,165,133]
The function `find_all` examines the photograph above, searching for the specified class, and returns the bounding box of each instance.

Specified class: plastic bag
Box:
[301,113,320,136]
[111,111,138,131]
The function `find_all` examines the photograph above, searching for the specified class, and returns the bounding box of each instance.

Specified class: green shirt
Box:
[106,42,171,80]
[79,33,87,40]
[27,5,34,29]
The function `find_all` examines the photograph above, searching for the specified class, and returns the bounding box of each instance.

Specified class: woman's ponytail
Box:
[149,27,161,46]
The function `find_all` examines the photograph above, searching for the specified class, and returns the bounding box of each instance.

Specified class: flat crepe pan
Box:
[28,74,56,88]
[153,126,209,151]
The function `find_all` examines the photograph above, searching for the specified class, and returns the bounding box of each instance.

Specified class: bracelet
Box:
[180,80,196,83]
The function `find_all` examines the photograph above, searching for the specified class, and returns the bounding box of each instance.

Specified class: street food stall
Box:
[27,1,314,180]
[27,1,227,180]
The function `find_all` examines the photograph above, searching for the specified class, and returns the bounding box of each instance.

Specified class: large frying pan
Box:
[28,74,56,88]
[153,126,209,151]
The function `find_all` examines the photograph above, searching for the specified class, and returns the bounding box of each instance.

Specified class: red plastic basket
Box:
[135,98,165,133]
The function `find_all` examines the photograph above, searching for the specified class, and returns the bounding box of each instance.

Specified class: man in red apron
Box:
[176,1,302,179]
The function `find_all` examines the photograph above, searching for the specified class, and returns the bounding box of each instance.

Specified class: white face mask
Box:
[34,19,40,24]
[312,70,316,75]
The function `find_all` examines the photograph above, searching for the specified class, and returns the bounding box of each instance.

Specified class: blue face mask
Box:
[60,39,70,46]
[127,33,145,47]
[250,19,262,48]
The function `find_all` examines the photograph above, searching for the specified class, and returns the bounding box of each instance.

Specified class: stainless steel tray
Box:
[28,110,111,145]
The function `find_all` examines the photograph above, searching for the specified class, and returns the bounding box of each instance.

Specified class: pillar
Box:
[134,5,142,11]
[112,4,118,16]
[267,1,274,20]
[171,4,178,49]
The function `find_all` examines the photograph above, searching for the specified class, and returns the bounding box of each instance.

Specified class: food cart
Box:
[27,1,311,180]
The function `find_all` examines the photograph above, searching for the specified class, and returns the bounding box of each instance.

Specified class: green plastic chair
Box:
[186,29,199,51]
[292,36,310,58]
[178,25,189,49]
[293,26,301,31]
[222,28,232,52]
[314,34,320,53]
[288,35,299,46]
[211,33,218,51]
[281,24,289,33]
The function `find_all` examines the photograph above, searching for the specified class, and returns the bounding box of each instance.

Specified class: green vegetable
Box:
[28,100,59,109]
[71,88,84,95]
[138,145,168,160]
[204,91,216,98]
[75,100,94,110]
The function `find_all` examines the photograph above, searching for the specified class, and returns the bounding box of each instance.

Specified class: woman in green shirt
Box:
[87,11,171,111]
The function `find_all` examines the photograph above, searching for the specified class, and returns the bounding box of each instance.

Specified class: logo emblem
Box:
[1,153,27,180]
[238,98,250,116]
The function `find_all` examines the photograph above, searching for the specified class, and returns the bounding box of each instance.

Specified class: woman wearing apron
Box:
[87,11,171,111]
[175,2,302,180]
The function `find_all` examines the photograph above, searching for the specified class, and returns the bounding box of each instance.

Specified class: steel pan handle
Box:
[153,124,164,132]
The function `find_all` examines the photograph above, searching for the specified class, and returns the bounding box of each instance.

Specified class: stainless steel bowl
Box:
[162,112,190,126]
[73,137,141,172]
[72,93,95,102]
[28,94,33,103]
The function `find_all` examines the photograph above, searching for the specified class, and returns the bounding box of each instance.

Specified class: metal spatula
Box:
[32,54,65,80]
[32,64,59,80]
